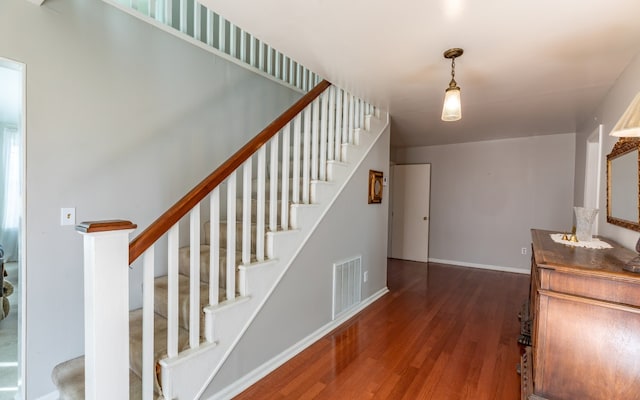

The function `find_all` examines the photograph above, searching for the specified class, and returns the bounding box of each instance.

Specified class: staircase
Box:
[52,76,388,399]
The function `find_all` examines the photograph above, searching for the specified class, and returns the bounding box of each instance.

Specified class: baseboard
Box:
[205,287,389,400]
[34,390,59,400]
[428,258,530,275]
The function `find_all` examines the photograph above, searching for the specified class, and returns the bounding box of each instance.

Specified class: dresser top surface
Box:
[531,229,639,280]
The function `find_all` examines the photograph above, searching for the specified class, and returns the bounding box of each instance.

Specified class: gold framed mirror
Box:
[607,137,640,232]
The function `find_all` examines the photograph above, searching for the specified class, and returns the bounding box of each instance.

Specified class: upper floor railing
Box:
[106,0,321,92]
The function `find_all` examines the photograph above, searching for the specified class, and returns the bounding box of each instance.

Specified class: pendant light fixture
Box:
[441,48,464,122]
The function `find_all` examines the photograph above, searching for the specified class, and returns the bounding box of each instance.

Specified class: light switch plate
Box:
[61,207,76,226]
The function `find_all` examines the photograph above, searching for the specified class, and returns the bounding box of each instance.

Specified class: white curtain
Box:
[0,126,20,261]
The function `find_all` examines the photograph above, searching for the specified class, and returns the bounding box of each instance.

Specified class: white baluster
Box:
[311,99,320,181]
[327,86,336,162]
[303,69,309,91]
[218,15,226,53]
[167,223,179,357]
[206,9,214,46]
[275,52,282,79]
[229,23,237,58]
[358,98,364,131]
[142,248,154,400]
[179,0,187,33]
[302,107,311,204]
[256,146,266,261]
[240,31,247,63]
[320,92,328,180]
[210,187,220,309]
[258,41,265,71]
[354,97,360,130]
[267,45,274,76]
[289,59,296,86]
[342,92,349,145]
[297,64,303,89]
[226,173,236,300]
[164,0,173,26]
[147,0,155,18]
[157,0,164,21]
[242,159,252,265]
[335,88,343,161]
[250,35,256,67]
[292,115,301,204]
[282,56,289,83]
[348,94,355,144]
[189,204,200,349]
[280,123,290,230]
[269,133,279,231]
[193,1,201,40]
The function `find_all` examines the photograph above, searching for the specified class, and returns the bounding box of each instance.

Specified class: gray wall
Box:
[396,133,576,272]
[203,126,391,396]
[0,0,300,397]
[575,51,640,249]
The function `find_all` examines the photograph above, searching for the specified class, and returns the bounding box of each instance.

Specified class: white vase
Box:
[574,207,598,242]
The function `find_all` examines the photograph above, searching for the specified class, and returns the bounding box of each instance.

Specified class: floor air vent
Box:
[332,256,362,320]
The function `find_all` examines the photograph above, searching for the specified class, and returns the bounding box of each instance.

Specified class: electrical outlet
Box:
[61,207,76,226]
[521,247,527,255]
[363,271,369,282]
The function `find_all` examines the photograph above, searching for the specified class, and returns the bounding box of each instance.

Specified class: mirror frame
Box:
[607,137,640,232]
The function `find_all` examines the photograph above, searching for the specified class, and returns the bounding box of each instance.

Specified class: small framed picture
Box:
[368,170,383,204]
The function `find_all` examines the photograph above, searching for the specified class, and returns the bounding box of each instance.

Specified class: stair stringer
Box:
[158,112,389,400]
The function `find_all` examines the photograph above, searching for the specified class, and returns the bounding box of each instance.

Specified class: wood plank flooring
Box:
[235,259,529,399]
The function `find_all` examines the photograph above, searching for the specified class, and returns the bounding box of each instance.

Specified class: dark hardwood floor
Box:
[235,259,529,399]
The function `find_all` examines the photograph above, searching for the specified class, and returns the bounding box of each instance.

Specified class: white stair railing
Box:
[105,0,321,92]
[77,80,379,399]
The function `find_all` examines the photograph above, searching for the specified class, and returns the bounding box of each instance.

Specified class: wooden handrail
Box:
[129,79,332,264]
[77,220,137,233]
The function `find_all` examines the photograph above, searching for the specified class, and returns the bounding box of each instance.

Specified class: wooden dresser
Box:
[522,229,640,400]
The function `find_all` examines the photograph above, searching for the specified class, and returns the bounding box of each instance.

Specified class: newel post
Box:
[76,220,137,400]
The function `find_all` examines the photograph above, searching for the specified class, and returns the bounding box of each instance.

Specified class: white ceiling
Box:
[204,0,640,147]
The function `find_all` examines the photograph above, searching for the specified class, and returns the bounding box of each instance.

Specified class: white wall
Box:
[575,51,640,250]
[202,126,391,396]
[0,0,300,397]
[396,133,575,272]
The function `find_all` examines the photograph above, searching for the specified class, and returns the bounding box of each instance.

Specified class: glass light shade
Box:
[611,92,640,137]
[441,88,462,121]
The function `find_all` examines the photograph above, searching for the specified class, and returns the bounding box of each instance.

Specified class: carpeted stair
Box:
[51,213,258,399]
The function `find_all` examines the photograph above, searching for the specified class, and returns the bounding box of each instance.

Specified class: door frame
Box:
[0,56,27,400]
[584,124,603,233]
[389,163,431,262]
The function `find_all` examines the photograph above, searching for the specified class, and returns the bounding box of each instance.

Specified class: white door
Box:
[390,164,431,262]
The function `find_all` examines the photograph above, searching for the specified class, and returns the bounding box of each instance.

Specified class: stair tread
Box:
[178,244,243,284]
[52,356,144,400]
[129,308,190,393]
[154,274,214,326]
